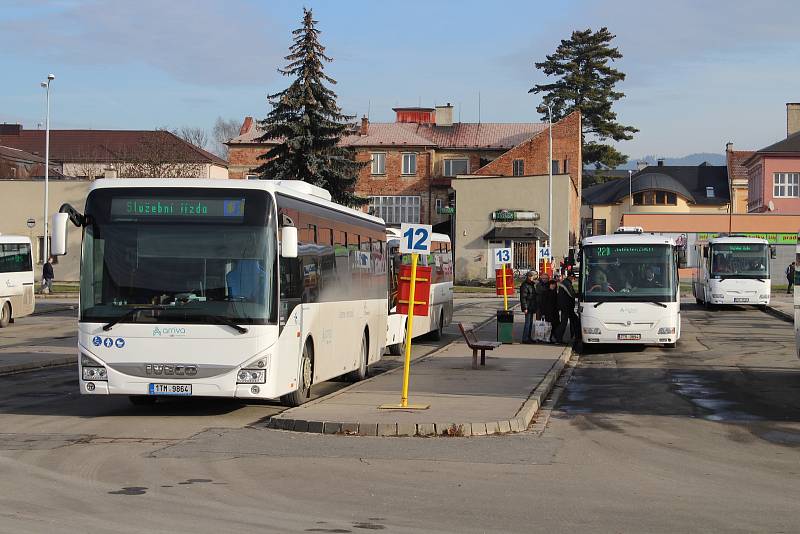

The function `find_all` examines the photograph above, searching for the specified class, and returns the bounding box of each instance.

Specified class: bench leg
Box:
[472,348,478,370]
[480,350,486,366]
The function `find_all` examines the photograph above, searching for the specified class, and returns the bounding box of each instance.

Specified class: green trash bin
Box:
[497,310,514,344]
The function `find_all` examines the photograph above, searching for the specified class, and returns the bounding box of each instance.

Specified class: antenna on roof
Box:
[367,99,371,120]
[458,102,462,123]
[478,91,481,125]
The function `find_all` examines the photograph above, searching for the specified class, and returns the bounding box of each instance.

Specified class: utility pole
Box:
[41,74,55,262]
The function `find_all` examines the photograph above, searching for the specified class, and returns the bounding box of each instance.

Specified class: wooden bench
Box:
[458,322,502,369]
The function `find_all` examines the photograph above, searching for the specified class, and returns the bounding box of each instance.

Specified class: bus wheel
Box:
[346,332,369,382]
[0,302,10,328]
[129,395,156,406]
[389,322,406,355]
[663,342,677,349]
[430,311,444,341]
[281,342,314,407]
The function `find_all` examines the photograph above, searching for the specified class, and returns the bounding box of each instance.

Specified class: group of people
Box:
[518,270,579,344]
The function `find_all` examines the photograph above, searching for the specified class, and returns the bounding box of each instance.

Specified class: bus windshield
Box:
[581,244,676,302]
[711,243,769,279]
[80,189,276,325]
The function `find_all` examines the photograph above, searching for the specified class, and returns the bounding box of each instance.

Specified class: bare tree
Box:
[177,126,209,150]
[211,117,240,159]
[113,133,204,178]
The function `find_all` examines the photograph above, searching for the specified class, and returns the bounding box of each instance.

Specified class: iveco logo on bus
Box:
[145,364,198,376]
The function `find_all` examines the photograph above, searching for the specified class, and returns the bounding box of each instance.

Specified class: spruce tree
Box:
[255,8,366,206]
[529,27,637,169]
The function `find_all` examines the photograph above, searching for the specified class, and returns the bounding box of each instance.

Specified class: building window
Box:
[563,158,569,174]
[512,159,524,176]
[706,186,715,198]
[443,158,468,177]
[633,190,678,205]
[435,198,443,211]
[592,219,607,236]
[773,172,800,198]
[245,174,259,180]
[402,153,417,176]
[368,196,420,224]
[371,152,386,175]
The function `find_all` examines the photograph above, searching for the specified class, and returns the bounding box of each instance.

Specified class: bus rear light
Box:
[237,369,266,384]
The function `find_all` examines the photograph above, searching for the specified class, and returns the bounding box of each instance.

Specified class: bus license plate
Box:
[149,383,192,396]
[618,334,641,341]
[733,298,749,303]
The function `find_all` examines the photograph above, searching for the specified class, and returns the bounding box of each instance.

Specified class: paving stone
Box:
[377,423,397,437]
[340,422,359,435]
[293,420,309,433]
[357,423,378,436]
[307,421,324,433]
[498,420,511,433]
[456,423,472,437]
[323,422,341,434]
[508,418,520,432]
[470,423,487,436]
[416,423,435,436]
[485,421,499,435]
[396,423,416,437]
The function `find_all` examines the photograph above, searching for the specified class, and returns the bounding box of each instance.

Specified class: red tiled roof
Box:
[727,149,755,183]
[230,121,546,150]
[0,129,228,166]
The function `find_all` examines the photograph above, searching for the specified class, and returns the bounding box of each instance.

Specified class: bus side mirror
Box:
[770,246,777,259]
[51,213,70,256]
[281,226,298,258]
[677,247,688,269]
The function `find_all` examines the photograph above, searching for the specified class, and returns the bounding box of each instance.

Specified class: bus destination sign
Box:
[110,198,245,221]
[596,245,656,257]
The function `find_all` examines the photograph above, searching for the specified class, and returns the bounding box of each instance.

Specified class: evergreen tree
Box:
[255,8,366,206]
[529,27,637,169]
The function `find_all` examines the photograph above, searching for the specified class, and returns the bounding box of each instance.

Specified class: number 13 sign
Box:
[400,223,432,254]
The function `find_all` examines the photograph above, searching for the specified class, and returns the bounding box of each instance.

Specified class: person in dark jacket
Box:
[787,262,795,294]
[534,272,550,320]
[554,274,579,344]
[519,271,537,343]
[41,257,55,294]
[541,279,560,343]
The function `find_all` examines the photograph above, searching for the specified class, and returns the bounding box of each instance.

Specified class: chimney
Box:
[725,142,733,152]
[657,158,665,167]
[239,116,254,135]
[435,103,454,127]
[103,166,118,179]
[0,124,22,136]
[787,103,800,137]
[636,160,648,171]
[359,115,369,135]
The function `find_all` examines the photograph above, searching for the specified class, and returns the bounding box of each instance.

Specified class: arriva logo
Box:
[152,327,187,337]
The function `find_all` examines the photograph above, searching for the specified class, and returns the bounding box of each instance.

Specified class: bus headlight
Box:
[81,353,107,381]
[583,327,601,335]
[712,294,724,299]
[237,369,266,384]
[657,327,676,335]
[760,294,769,300]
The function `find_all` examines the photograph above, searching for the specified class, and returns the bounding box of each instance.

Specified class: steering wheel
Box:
[588,284,615,293]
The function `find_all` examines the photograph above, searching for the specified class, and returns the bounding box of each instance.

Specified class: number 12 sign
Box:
[400,223,432,254]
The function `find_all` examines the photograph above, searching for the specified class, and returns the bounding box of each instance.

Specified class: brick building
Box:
[226,105,580,231]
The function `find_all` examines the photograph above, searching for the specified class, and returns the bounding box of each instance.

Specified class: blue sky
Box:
[2,0,799,158]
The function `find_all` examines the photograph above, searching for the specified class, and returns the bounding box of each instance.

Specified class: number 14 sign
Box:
[400,223,432,254]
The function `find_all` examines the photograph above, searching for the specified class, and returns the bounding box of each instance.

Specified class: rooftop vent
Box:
[275,180,332,202]
[615,226,643,234]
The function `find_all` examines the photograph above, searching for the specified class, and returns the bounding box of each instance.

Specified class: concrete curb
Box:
[265,320,572,438]
[0,356,76,377]
[763,304,793,323]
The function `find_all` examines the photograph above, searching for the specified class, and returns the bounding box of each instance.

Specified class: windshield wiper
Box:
[593,301,605,308]
[642,300,668,308]
[192,314,249,334]
[102,305,167,331]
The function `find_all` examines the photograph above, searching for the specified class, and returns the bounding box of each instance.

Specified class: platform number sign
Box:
[400,223,432,254]
[494,247,512,267]
[539,246,551,260]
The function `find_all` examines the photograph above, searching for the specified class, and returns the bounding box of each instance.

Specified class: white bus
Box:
[51,179,388,406]
[385,229,453,354]
[579,227,684,347]
[692,236,771,307]
[0,235,35,327]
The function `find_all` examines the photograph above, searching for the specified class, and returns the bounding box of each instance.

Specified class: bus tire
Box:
[663,342,677,349]
[129,395,156,406]
[346,331,369,382]
[430,311,444,341]
[0,302,10,328]
[281,341,314,407]
[389,320,406,355]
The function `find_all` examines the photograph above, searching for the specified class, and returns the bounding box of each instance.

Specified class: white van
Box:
[0,235,35,327]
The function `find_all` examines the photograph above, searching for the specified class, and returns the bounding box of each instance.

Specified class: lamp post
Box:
[41,74,54,262]
[629,169,633,211]
[546,103,553,272]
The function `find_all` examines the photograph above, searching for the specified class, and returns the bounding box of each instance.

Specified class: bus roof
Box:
[582,233,675,246]
[0,235,32,244]
[706,236,769,245]
[88,178,385,226]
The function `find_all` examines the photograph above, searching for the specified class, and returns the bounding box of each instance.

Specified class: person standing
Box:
[554,273,579,344]
[534,271,550,320]
[519,271,538,344]
[787,262,796,294]
[41,257,55,294]
[542,279,560,343]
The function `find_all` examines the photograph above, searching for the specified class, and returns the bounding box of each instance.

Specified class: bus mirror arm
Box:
[59,203,85,227]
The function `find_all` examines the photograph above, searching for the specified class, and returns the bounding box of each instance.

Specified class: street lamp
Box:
[41,74,54,262]
[629,169,633,211]
[546,103,553,272]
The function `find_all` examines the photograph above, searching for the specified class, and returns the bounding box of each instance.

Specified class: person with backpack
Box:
[787,262,795,294]
[519,271,538,344]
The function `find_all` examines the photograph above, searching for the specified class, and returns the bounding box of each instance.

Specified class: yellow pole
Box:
[502,263,508,311]
[400,252,418,408]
